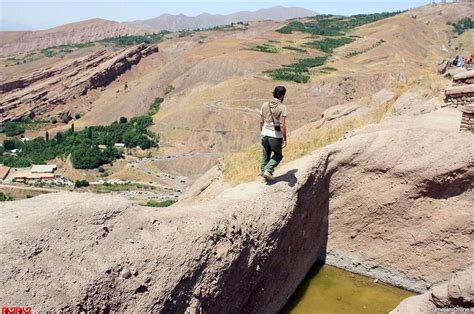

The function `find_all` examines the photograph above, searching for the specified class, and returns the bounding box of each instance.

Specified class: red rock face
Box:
[0,44,159,122]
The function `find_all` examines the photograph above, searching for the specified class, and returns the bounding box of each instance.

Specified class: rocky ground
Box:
[392,265,473,313]
[1,92,472,312]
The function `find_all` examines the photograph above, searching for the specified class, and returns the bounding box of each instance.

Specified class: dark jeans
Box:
[261,136,283,175]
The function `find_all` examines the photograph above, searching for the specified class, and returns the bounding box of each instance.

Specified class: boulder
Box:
[447,265,474,306]
[431,283,450,308]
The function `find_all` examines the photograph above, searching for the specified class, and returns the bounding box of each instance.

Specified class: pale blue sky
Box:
[1,0,430,31]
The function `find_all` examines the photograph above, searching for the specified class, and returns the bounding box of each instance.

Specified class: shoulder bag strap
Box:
[268,102,276,125]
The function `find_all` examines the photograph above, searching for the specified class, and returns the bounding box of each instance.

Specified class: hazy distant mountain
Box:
[128,6,317,31]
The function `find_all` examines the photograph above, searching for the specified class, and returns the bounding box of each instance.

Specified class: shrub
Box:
[145,199,176,207]
[3,122,25,136]
[164,85,175,95]
[0,192,13,201]
[264,56,328,83]
[450,18,473,35]
[282,46,307,53]
[74,112,81,119]
[345,39,386,57]
[100,32,166,47]
[248,44,279,53]
[304,37,354,54]
[3,139,21,150]
[148,97,164,116]
[74,180,90,188]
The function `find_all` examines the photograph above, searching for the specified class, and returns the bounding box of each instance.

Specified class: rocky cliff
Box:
[0,44,159,122]
[1,101,473,312]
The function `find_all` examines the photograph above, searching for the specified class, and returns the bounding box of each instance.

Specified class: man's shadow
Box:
[267,169,298,187]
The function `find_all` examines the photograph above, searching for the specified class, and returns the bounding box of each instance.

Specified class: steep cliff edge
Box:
[1,105,473,312]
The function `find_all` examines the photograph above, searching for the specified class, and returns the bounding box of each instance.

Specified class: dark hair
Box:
[273,86,286,99]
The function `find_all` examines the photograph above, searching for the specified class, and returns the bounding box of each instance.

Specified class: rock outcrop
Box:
[444,70,474,107]
[1,106,473,312]
[391,265,473,313]
[0,44,159,122]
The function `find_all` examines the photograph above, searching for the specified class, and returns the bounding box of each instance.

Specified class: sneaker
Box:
[263,171,273,181]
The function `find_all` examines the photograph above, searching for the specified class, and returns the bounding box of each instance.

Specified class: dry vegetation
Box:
[223,77,419,185]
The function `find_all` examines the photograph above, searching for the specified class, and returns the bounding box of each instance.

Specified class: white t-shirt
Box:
[260,102,287,139]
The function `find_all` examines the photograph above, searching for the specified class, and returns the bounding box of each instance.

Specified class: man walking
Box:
[260,86,287,181]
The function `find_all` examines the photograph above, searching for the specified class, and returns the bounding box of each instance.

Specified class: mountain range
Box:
[128,6,316,31]
[0,6,316,55]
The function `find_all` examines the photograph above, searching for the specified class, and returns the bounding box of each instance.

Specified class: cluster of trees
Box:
[0,192,13,202]
[148,97,164,116]
[304,36,354,54]
[40,42,95,58]
[164,85,175,95]
[2,121,25,136]
[0,115,159,169]
[100,32,169,47]
[203,21,248,32]
[266,12,403,84]
[264,56,328,83]
[282,46,307,53]
[277,12,404,36]
[74,180,90,188]
[345,39,386,58]
[177,22,249,38]
[449,18,473,35]
[0,118,52,136]
[145,199,176,207]
[248,44,279,53]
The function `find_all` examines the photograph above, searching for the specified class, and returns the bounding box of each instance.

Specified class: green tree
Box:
[45,131,49,141]
[3,139,20,150]
[86,127,92,139]
[71,144,103,169]
[55,132,64,144]
[74,179,90,188]
[4,122,25,136]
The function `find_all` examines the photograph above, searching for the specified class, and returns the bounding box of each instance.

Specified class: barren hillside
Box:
[0,2,472,184]
[1,89,472,312]
[0,19,146,55]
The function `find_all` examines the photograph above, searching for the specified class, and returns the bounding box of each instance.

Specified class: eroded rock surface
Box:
[0,43,158,122]
[391,265,474,314]
[1,107,473,312]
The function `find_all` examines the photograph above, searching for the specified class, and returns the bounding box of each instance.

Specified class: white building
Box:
[31,164,57,173]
